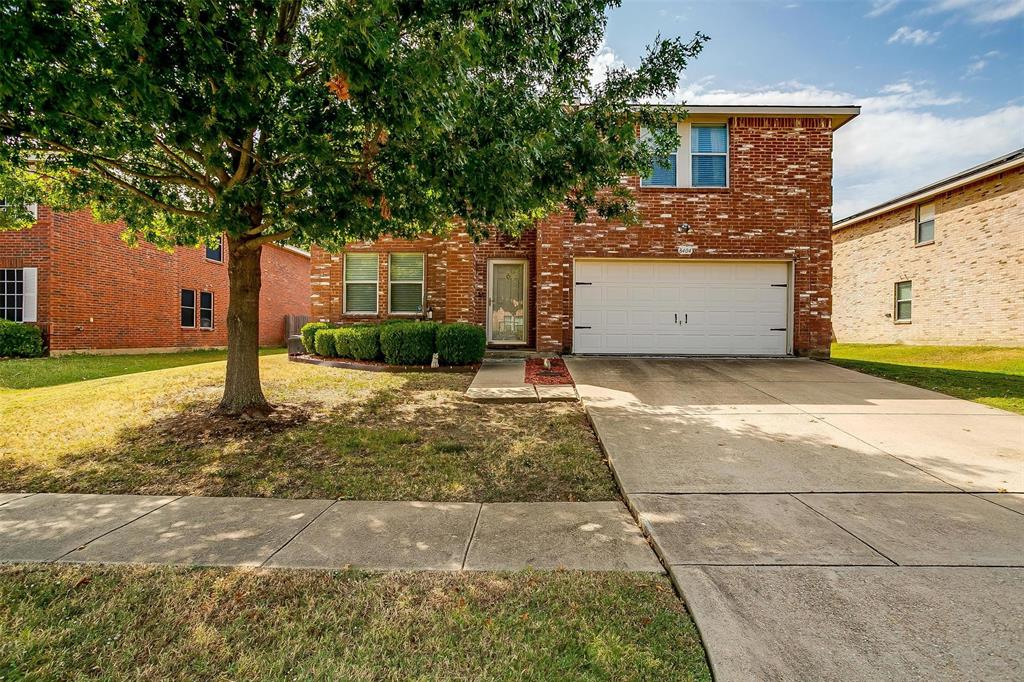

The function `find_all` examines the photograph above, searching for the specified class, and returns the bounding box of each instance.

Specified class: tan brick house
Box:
[311,105,860,357]
[832,149,1024,346]
[0,207,312,353]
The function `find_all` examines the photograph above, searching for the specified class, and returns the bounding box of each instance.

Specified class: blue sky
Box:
[596,0,1024,218]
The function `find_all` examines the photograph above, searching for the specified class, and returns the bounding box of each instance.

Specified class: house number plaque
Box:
[677,245,696,255]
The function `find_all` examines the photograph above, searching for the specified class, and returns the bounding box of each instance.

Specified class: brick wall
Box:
[0,208,310,351]
[312,115,837,356]
[832,167,1024,346]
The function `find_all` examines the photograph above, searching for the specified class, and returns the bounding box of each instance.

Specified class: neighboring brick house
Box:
[0,207,311,353]
[310,105,860,357]
[832,149,1024,346]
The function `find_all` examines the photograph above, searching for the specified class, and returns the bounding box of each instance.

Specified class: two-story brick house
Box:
[310,105,860,357]
[831,149,1023,346]
[0,207,311,353]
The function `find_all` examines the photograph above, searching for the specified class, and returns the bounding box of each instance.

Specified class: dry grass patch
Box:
[0,354,615,501]
[0,565,710,681]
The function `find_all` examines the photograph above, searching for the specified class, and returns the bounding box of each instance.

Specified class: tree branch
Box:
[89,162,209,218]
[240,229,294,250]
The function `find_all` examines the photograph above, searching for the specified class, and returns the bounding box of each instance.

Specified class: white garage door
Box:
[573,260,790,355]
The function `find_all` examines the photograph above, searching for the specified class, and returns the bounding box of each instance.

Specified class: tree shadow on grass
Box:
[828,359,1024,414]
[1,386,618,503]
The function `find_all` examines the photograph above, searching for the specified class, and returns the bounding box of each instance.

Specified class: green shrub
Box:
[380,321,438,365]
[301,322,332,353]
[436,323,485,365]
[313,327,338,357]
[332,327,353,359]
[0,320,45,358]
[346,324,382,361]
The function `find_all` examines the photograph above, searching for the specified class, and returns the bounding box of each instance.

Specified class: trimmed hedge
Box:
[345,325,382,361]
[313,327,337,357]
[436,323,486,365]
[380,321,438,365]
[308,321,484,366]
[301,322,332,353]
[0,320,45,358]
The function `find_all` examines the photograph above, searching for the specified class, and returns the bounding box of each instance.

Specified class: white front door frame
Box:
[486,258,530,345]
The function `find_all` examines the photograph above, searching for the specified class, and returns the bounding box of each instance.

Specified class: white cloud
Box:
[964,58,988,76]
[588,42,625,88]
[887,26,941,45]
[926,0,1024,23]
[866,0,902,17]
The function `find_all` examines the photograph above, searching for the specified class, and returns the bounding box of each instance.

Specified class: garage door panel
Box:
[573,260,789,356]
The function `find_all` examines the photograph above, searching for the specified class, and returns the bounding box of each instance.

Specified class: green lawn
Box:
[0,352,615,501]
[0,347,285,390]
[0,565,710,681]
[830,343,1024,415]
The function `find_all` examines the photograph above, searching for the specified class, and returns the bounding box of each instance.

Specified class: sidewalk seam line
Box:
[790,494,899,566]
[461,503,484,571]
[259,500,338,568]
[54,495,182,562]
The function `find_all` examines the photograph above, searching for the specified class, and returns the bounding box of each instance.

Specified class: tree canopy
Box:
[0,0,705,414]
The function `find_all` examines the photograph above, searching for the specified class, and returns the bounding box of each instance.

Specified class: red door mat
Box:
[525,358,574,385]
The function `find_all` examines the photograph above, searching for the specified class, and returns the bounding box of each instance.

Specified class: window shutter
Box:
[21,267,37,322]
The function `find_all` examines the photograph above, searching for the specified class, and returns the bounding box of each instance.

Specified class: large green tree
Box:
[0,0,704,416]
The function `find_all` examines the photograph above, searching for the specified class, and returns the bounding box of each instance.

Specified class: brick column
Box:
[309,245,341,322]
[444,232,476,323]
[535,217,567,352]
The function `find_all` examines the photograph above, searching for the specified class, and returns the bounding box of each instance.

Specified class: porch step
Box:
[466,359,578,403]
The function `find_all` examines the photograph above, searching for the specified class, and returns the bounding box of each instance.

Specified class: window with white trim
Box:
[199,291,214,329]
[344,253,379,314]
[894,281,912,322]
[640,127,678,187]
[0,199,38,221]
[916,203,935,244]
[389,253,425,314]
[0,268,37,323]
[690,124,728,187]
[180,289,196,328]
[205,235,224,263]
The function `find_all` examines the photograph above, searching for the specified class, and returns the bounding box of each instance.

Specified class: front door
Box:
[487,259,529,344]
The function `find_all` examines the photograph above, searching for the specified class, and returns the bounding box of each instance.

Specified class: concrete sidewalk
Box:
[0,494,660,572]
[466,359,577,403]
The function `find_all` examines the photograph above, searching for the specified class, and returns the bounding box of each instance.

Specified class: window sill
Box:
[638,186,730,193]
[894,320,912,325]
[344,312,379,317]
[205,258,224,264]
[913,240,934,248]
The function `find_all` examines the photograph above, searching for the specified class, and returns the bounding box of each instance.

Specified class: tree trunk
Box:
[218,234,271,417]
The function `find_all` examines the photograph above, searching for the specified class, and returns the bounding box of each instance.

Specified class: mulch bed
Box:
[525,357,574,385]
[289,353,478,373]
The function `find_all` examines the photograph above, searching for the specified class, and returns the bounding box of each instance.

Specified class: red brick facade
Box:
[0,207,311,352]
[311,115,837,356]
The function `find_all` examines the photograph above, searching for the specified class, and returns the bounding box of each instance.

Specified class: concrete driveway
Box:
[566,357,1024,681]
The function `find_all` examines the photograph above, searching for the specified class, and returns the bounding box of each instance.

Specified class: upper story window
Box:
[640,127,678,187]
[916,203,935,245]
[205,235,224,263]
[0,199,38,222]
[344,252,379,314]
[691,124,728,187]
[894,280,912,322]
[389,253,425,314]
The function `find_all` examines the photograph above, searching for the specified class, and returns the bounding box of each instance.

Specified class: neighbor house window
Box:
[691,124,728,187]
[180,289,196,328]
[916,203,935,244]
[205,235,224,262]
[1,269,23,321]
[344,253,379,314]
[199,291,214,329]
[640,127,678,187]
[389,253,425,314]
[894,281,912,322]
[0,199,38,221]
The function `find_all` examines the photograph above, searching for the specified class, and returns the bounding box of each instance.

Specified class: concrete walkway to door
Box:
[566,357,1024,681]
